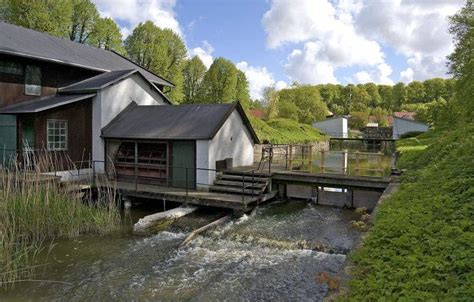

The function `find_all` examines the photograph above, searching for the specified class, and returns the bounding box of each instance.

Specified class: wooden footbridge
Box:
[63,144,395,213]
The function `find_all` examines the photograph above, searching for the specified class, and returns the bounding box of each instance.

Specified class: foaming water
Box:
[2,201,362,301]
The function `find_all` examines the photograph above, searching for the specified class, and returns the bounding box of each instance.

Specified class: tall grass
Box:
[0,152,120,289]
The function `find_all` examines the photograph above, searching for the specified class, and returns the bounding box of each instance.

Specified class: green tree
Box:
[364,83,382,108]
[423,78,446,102]
[278,99,299,121]
[392,82,407,110]
[350,111,369,130]
[235,70,251,108]
[125,21,187,102]
[406,81,426,103]
[69,0,98,43]
[378,85,394,111]
[4,0,73,38]
[278,86,328,123]
[197,57,238,104]
[263,86,279,119]
[448,1,474,120]
[351,85,371,111]
[89,17,124,53]
[182,56,206,104]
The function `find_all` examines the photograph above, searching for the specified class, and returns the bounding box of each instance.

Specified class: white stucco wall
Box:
[392,118,428,139]
[92,74,167,166]
[196,109,255,187]
[313,117,348,138]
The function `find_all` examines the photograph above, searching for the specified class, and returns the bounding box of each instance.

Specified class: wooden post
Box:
[289,145,293,171]
[320,150,325,173]
[342,150,346,175]
[134,141,138,191]
[355,151,359,175]
[309,145,313,173]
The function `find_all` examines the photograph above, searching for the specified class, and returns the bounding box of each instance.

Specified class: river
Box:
[2,200,365,302]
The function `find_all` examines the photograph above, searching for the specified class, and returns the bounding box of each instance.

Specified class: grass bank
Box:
[249,117,326,144]
[0,167,120,289]
[346,127,474,300]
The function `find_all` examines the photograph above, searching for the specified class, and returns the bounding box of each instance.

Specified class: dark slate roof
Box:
[102,102,259,142]
[59,69,136,93]
[57,69,172,104]
[0,93,95,114]
[0,22,173,87]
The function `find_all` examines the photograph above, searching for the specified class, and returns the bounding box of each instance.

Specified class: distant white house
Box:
[312,116,348,138]
[392,117,429,139]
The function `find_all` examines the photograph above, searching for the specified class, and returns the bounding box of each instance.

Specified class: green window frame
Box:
[47,120,68,151]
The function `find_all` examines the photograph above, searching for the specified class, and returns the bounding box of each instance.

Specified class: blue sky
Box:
[94,0,465,99]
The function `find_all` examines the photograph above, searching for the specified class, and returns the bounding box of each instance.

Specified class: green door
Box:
[22,118,35,150]
[0,115,17,167]
[172,141,195,189]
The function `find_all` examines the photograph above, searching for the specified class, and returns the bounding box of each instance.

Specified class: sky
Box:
[92,0,465,100]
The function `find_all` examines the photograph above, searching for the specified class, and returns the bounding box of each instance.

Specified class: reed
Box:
[0,151,120,289]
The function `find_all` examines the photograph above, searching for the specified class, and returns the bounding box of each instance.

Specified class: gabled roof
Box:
[102,102,259,143]
[0,22,173,87]
[58,69,173,104]
[59,69,136,93]
[0,93,95,114]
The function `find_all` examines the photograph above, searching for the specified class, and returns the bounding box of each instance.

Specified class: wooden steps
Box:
[210,171,270,198]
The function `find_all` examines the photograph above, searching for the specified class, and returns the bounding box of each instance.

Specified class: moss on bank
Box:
[346,127,474,300]
[249,117,326,144]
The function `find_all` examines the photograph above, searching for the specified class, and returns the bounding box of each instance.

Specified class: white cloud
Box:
[236,61,287,100]
[284,43,338,84]
[262,0,464,84]
[354,63,394,85]
[262,0,386,84]
[400,67,414,83]
[93,0,181,37]
[353,0,463,81]
[189,40,214,69]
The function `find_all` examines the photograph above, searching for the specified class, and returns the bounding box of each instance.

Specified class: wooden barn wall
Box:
[0,54,99,107]
[17,100,93,167]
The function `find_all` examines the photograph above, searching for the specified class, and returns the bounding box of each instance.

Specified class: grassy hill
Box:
[249,117,326,144]
[347,128,474,299]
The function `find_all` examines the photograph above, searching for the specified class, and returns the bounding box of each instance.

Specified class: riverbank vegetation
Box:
[346,2,473,299]
[0,165,120,289]
[346,127,473,299]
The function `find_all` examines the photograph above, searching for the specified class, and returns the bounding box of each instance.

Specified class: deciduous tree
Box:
[182,56,206,104]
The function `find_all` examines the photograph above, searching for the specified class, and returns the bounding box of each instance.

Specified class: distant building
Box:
[312,116,348,138]
[392,117,429,139]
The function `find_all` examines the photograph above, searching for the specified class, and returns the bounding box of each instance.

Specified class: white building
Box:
[102,100,258,189]
[312,116,348,138]
[392,117,429,139]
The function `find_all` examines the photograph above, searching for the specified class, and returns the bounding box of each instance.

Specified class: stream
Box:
[2,201,365,302]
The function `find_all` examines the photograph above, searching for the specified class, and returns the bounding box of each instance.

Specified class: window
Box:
[25,65,41,96]
[47,120,67,151]
[0,61,23,75]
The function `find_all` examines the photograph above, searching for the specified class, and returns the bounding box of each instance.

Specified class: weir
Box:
[108,144,394,212]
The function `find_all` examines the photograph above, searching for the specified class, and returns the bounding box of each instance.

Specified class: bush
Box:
[347,126,474,300]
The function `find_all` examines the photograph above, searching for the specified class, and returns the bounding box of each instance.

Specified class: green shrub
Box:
[347,126,474,300]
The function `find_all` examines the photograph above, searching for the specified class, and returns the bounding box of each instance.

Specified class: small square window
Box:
[47,120,67,151]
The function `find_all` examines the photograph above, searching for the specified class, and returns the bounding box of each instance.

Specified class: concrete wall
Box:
[196,140,211,187]
[313,117,348,138]
[392,118,428,139]
[196,109,254,187]
[92,74,167,166]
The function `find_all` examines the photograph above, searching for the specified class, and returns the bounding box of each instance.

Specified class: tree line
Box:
[258,77,457,129]
[1,0,251,105]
